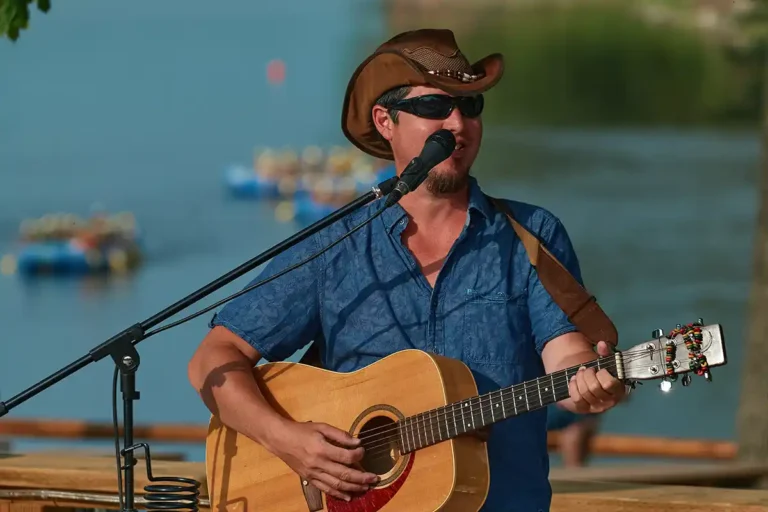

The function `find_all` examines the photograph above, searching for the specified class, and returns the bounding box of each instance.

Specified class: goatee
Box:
[424,171,470,195]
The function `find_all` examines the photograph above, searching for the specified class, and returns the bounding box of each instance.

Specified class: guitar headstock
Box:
[620,319,726,391]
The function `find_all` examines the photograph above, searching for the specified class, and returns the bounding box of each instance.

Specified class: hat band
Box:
[427,69,485,83]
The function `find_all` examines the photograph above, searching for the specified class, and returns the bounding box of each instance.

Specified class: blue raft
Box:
[15,239,142,277]
[291,165,397,225]
[224,165,282,199]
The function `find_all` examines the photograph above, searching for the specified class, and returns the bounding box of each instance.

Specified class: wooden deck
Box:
[0,454,767,511]
[551,480,768,512]
[552,461,768,487]
[1,419,766,510]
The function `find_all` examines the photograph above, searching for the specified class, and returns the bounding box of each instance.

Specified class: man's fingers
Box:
[574,368,598,402]
[596,341,615,357]
[314,470,370,498]
[308,478,351,502]
[315,423,360,448]
[580,367,612,401]
[596,370,625,397]
[322,460,377,488]
[323,442,365,466]
[568,375,588,413]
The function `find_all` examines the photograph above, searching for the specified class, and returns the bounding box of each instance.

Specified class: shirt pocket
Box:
[462,288,530,365]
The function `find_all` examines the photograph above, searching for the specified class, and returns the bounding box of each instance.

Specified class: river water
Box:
[0,0,759,465]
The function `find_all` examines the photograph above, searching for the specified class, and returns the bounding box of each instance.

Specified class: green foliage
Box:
[457,3,759,127]
[0,0,51,42]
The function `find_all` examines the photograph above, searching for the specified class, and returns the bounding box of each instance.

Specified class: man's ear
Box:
[371,105,394,142]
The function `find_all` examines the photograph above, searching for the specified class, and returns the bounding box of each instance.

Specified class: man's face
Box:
[375,85,483,195]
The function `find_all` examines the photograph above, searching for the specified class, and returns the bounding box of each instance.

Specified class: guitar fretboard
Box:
[396,354,619,454]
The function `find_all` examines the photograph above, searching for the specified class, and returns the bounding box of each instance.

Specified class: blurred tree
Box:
[736,0,768,490]
[0,0,51,41]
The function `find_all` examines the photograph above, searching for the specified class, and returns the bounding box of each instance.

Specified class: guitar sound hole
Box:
[358,416,399,475]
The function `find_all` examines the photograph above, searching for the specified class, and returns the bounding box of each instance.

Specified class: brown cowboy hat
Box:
[341,28,504,160]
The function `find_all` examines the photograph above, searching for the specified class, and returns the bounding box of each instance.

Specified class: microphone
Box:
[384,129,456,207]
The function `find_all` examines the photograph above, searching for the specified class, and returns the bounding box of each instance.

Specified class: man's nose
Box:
[442,106,465,133]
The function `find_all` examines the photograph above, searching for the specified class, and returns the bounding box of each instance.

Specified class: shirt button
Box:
[400,219,406,225]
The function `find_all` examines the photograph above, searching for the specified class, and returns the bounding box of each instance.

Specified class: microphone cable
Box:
[139,128,452,340]
[106,128,450,508]
[140,198,389,340]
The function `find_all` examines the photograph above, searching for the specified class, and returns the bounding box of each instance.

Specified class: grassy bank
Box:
[388,1,763,128]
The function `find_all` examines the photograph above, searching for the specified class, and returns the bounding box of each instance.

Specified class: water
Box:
[0,0,761,465]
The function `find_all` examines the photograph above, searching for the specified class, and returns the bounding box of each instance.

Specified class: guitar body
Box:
[205,349,490,512]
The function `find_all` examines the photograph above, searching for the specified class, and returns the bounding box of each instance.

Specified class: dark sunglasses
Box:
[388,94,484,120]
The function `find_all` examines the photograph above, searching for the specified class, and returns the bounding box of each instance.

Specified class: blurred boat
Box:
[224,147,306,200]
[224,165,281,199]
[225,145,395,203]
[276,164,397,225]
[3,212,143,277]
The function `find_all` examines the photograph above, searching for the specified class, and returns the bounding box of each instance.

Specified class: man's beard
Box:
[424,168,470,194]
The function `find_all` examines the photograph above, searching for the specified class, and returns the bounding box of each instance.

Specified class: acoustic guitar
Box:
[205,320,726,512]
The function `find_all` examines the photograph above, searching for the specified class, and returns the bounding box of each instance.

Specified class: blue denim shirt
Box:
[210,176,582,512]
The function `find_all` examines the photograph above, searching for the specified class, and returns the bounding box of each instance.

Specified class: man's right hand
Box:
[264,420,381,502]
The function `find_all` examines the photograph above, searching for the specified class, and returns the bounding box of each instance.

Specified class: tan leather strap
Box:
[488,197,618,347]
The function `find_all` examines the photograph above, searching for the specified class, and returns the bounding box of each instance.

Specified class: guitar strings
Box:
[352,340,676,439]
[355,351,623,445]
[352,337,709,446]
[356,360,619,459]
[356,349,696,462]
[357,344,698,456]
[358,375,586,464]
[357,370,602,463]
[357,348,682,463]
[350,338,709,456]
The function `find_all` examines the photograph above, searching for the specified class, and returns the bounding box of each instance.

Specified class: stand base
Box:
[124,442,201,511]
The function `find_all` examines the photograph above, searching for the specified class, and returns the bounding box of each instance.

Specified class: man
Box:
[188,29,625,511]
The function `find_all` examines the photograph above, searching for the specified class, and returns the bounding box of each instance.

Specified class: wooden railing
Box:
[0,418,739,460]
[0,453,767,512]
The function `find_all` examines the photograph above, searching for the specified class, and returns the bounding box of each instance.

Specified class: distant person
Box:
[189,28,626,512]
[547,404,601,467]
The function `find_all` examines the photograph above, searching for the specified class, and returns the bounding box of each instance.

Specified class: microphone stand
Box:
[0,175,398,512]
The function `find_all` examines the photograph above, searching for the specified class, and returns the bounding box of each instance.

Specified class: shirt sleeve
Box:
[526,214,584,354]
[209,233,324,362]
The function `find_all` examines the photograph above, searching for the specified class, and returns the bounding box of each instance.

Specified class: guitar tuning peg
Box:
[652,328,664,339]
[697,317,704,325]
[625,380,642,395]
[703,371,712,382]
[659,378,673,393]
[681,374,692,387]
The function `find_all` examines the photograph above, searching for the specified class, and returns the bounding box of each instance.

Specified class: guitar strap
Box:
[299,195,618,368]
[485,196,618,347]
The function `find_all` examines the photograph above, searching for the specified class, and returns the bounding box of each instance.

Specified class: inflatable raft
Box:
[224,165,281,199]
[277,165,398,225]
[4,212,143,277]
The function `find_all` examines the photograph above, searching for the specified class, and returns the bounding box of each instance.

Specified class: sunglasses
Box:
[388,94,484,120]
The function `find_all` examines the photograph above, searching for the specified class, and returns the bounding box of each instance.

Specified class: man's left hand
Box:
[567,341,626,414]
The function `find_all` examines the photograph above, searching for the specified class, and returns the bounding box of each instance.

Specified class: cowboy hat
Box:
[341,28,504,160]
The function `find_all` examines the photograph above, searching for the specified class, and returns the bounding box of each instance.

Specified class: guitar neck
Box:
[397,353,619,454]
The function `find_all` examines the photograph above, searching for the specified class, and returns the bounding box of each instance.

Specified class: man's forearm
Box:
[188,344,286,448]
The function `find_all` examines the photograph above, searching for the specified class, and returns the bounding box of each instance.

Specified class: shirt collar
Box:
[380,200,408,233]
[467,176,496,222]
[380,176,495,234]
